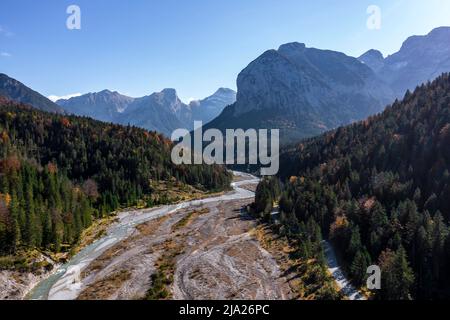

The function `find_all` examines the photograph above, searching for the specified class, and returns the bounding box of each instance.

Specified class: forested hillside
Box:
[255,74,450,300]
[0,74,64,114]
[0,96,231,256]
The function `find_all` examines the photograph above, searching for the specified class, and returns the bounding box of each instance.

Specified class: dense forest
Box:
[0,96,231,256]
[255,74,450,300]
[251,178,341,300]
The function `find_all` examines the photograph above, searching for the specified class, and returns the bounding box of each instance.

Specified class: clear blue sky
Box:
[1,0,450,102]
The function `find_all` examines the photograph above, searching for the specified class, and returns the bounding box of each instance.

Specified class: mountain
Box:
[0,94,231,256]
[263,73,450,300]
[56,87,235,137]
[0,73,64,113]
[189,88,236,125]
[57,90,134,122]
[205,42,394,143]
[360,27,450,97]
[118,88,190,137]
[358,49,385,73]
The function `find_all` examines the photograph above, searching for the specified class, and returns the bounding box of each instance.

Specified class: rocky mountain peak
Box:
[359,49,384,61]
[206,42,394,143]
[361,27,450,97]
[150,89,186,115]
[214,87,236,96]
[358,49,385,72]
[160,88,178,98]
[278,42,306,53]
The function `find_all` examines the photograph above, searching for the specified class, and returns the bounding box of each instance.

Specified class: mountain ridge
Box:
[57,87,236,136]
[359,26,450,97]
[57,89,135,122]
[0,73,64,113]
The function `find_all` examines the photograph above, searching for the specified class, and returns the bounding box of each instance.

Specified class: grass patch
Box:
[69,214,119,259]
[77,270,132,300]
[0,250,53,273]
[171,208,209,232]
[145,238,185,300]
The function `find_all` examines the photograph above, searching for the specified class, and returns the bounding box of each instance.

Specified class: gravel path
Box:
[323,241,366,300]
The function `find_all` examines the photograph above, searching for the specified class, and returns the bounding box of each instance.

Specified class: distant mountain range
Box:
[359,26,450,98]
[0,73,64,113]
[57,87,236,136]
[57,90,134,123]
[115,88,188,137]
[208,27,450,144]
[0,72,235,137]
[2,27,450,143]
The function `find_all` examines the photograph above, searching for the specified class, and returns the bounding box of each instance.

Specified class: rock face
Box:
[206,42,393,143]
[0,73,64,113]
[359,27,450,97]
[57,90,135,122]
[56,88,236,137]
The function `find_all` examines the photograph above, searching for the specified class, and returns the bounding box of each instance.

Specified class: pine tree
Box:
[22,185,35,246]
[350,247,371,286]
[347,225,362,259]
[379,247,414,300]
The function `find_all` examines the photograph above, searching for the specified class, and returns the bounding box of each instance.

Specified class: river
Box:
[27,172,363,300]
[26,172,259,300]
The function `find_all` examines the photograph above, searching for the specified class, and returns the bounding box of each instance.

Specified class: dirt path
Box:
[323,241,366,300]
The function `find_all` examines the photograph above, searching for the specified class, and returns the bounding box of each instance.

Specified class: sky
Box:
[1,0,450,102]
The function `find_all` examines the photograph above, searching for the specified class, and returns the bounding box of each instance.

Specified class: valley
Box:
[1,16,450,302]
[26,173,293,300]
[24,172,356,300]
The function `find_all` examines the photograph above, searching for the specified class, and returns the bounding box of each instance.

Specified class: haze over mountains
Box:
[57,87,236,136]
